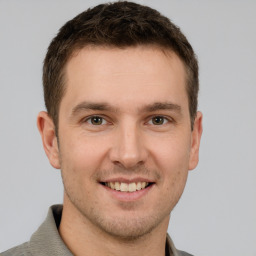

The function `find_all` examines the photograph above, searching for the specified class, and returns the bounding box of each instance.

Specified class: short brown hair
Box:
[43,1,199,132]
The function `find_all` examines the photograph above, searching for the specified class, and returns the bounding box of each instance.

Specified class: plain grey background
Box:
[0,1,255,255]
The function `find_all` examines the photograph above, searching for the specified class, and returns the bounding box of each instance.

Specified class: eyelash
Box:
[83,115,172,126]
[84,116,108,125]
[147,116,170,125]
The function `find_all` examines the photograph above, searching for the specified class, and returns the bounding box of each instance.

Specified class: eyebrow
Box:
[71,101,182,116]
[71,102,116,115]
[140,102,182,113]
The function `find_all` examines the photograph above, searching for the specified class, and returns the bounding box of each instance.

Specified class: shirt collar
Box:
[29,205,73,256]
[29,205,181,256]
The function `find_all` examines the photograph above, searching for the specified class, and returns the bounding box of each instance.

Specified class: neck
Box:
[59,196,169,256]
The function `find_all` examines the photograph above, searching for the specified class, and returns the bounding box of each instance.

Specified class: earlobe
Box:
[189,111,203,170]
[37,111,61,169]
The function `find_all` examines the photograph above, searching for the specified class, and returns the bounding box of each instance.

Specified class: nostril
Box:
[112,160,145,171]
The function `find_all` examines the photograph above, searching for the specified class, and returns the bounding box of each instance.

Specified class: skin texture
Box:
[37,46,203,256]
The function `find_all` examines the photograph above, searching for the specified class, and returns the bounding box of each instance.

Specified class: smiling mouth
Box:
[102,181,152,192]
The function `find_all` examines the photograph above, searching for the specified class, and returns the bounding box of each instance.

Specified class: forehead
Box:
[67,45,185,79]
[61,45,188,113]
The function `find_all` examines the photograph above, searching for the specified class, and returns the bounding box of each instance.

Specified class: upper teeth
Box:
[105,182,149,192]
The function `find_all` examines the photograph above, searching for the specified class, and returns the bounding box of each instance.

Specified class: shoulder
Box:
[177,249,194,256]
[1,242,31,256]
[166,234,194,256]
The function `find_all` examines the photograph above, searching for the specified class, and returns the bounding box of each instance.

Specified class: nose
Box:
[109,122,148,169]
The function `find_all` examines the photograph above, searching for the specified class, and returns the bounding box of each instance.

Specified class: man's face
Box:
[48,46,202,239]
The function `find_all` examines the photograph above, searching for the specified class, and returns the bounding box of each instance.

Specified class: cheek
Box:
[59,132,110,176]
[149,134,191,193]
[150,134,191,172]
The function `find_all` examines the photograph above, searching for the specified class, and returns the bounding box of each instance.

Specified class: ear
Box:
[189,111,203,170]
[37,111,61,169]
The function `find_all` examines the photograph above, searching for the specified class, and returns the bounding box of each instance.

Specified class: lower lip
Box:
[100,183,154,202]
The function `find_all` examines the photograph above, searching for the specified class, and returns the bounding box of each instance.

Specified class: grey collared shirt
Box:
[1,205,193,256]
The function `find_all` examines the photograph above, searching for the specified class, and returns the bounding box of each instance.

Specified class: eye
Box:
[148,116,169,125]
[86,116,107,125]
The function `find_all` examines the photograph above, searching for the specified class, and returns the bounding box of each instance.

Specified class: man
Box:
[2,1,202,256]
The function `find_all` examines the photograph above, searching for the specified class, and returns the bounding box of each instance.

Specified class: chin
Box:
[81,207,170,241]
[94,216,160,240]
